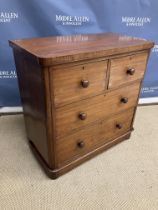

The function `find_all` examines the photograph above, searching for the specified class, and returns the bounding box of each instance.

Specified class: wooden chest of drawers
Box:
[9,33,154,179]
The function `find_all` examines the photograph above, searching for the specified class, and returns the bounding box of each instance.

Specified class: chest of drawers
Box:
[9,33,154,179]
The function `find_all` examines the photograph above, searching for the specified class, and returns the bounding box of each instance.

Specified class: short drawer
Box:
[55,82,140,137]
[108,52,148,88]
[50,60,108,106]
[56,108,135,166]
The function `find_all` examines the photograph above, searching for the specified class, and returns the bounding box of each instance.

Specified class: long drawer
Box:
[56,107,135,166]
[55,82,140,137]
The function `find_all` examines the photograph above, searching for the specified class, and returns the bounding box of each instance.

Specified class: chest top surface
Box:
[9,33,154,66]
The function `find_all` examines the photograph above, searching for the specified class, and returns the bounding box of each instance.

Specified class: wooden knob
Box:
[127,68,135,75]
[79,112,87,120]
[81,80,89,88]
[120,97,128,104]
[77,141,85,148]
[116,123,123,129]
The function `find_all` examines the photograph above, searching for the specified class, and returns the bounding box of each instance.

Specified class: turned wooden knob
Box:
[81,80,89,88]
[120,97,128,104]
[116,123,123,129]
[126,68,135,75]
[77,141,85,148]
[79,112,87,120]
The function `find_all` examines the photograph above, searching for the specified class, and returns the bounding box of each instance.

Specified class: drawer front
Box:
[50,60,108,106]
[56,108,135,165]
[55,82,140,137]
[108,52,148,88]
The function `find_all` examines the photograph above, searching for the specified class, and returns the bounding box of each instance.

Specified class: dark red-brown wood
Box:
[9,33,154,66]
[9,33,154,179]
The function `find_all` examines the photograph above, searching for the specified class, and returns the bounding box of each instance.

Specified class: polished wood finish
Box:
[56,108,135,166]
[29,132,131,179]
[9,33,154,179]
[108,52,148,88]
[12,49,50,164]
[9,33,153,66]
[127,68,135,75]
[50,60,108,106]
[55,82,140,137]
[81,80,89,88]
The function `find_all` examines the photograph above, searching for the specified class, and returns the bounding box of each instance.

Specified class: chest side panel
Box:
[13,49,50,165]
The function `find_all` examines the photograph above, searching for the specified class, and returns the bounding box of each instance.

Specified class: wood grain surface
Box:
[109,52,148,88]
[51,60,108,106]
[9,33,154,66]
[12,49,50,164]
[56,108,135,166]
[9,33,154,178]
[55,82,140,137]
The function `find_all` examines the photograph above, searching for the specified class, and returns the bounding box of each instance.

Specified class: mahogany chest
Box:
[9,33,154,179]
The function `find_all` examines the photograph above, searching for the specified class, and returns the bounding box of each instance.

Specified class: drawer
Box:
[108,52,148,88]
[50,60,108,106]
[55,82,140,137]
[56,108,135,165]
